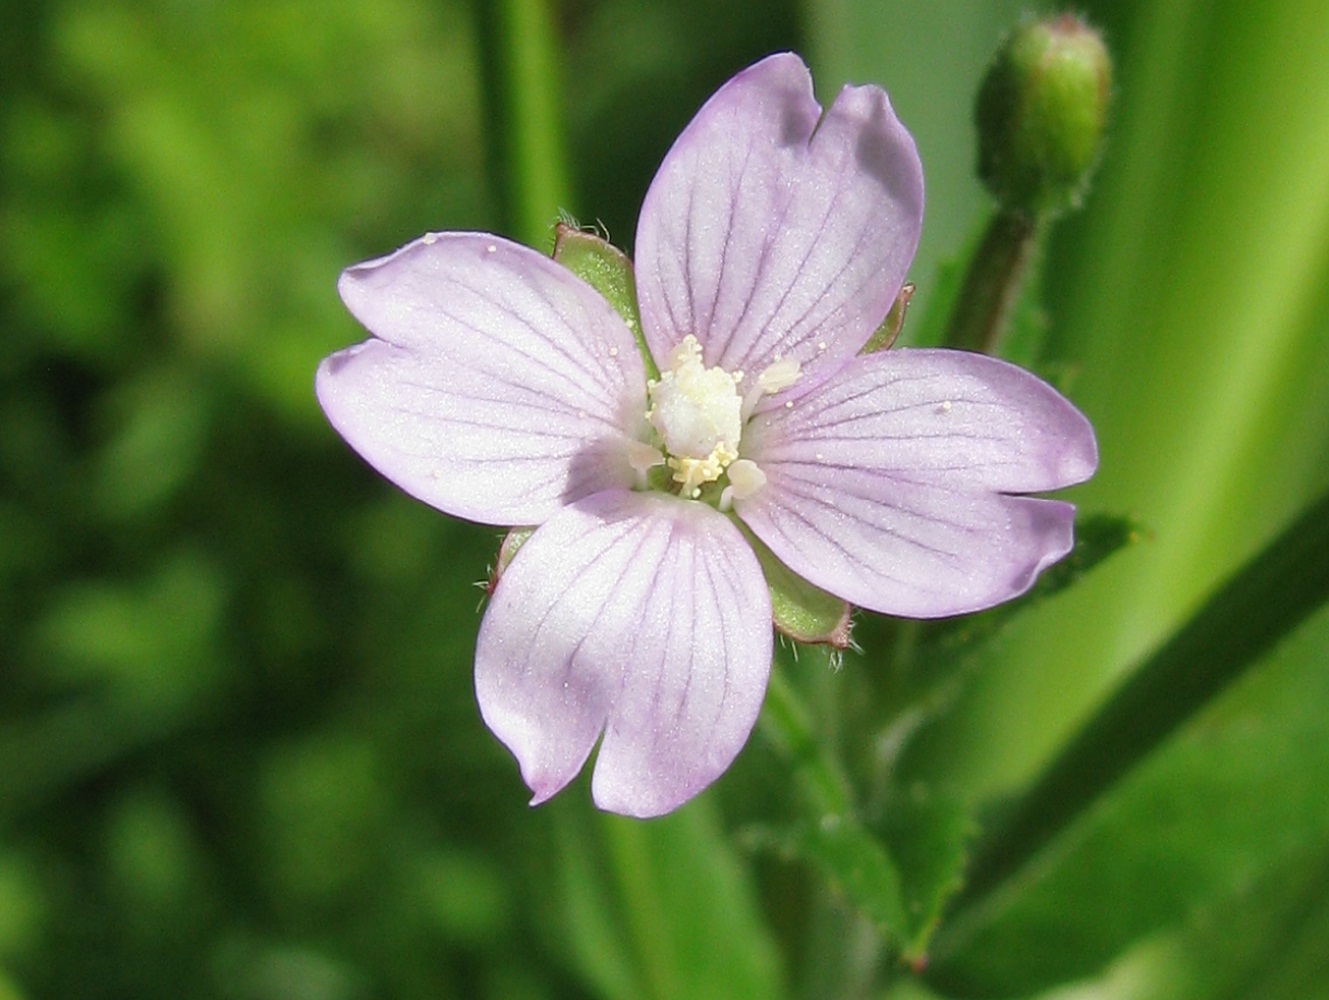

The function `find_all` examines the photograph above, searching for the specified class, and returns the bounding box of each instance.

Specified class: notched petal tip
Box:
[314,342,359,395]
[320,231,648,525]
[635,52,927,394]
[825,81,924,230]
[737,349,1099,618]
[476,491,772,818]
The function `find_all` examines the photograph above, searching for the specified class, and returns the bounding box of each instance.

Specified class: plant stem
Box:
[476,0,572,246]
[760,659,854,817]
[941,209,1038,354]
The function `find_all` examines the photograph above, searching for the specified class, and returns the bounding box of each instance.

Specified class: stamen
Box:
[627,440,664,490]
[726,459,767,501]
[644,335,784,503]
[742,355,804,419]
[758,357,801,393]
[627,440,665,472]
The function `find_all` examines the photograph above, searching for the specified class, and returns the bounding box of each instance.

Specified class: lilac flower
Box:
[316,54,1097,818]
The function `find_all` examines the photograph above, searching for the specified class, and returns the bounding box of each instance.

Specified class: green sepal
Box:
[551,222,658,380]
[861,282,915,354]
[738,524,852,648]
[487,526,535,593]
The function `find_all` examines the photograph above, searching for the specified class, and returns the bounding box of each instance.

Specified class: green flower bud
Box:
[976,14,1112,219]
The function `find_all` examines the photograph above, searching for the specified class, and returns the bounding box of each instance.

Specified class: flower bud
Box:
[976,14,1112,218]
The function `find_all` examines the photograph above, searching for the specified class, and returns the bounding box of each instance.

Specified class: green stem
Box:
[941,209,1038,354]
[760,661,854,817]
[948,488,1329,926]
[476,0,572,246]
[602,817,678,1000]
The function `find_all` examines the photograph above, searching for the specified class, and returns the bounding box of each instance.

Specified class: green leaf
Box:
[743,814,910,951]
[915,0,1329,810]
[957,489,1329,913]
[1160,841,1329,1000]
[925,542,1329,996]
[876,786,975,964]
[0,969,26,1000]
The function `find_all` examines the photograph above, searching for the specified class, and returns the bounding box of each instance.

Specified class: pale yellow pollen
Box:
[742,355,803,420]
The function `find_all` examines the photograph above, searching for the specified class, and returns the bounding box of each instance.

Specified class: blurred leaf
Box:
[550,798,787,1000]
[33,550,227,709]
[409,847,513,948]
[744,814,910,953]
[90,365,209,520]
[925,600,1329,997]
[877,786,975,963]
[0,852,46,960]
[914,0,1329,806]
[1161,841,1329,1000]
[958,488,1329,911]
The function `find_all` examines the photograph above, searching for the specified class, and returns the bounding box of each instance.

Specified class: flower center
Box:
[647,336,742,497]
[643,335,801,504]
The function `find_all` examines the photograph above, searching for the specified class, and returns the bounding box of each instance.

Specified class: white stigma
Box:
[647,336,743,497]
[643,336,803,502]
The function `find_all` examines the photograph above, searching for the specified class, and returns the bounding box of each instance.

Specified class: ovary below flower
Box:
[315,53,1097,818]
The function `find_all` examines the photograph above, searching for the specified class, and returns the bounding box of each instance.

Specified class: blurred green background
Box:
[3,1,1329,998]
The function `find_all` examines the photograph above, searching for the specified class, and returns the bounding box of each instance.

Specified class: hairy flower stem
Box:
[760,661,854,817]
[941,209,1038,355]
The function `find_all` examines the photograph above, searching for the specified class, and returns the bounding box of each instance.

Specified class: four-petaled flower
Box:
[316,54,1097,817]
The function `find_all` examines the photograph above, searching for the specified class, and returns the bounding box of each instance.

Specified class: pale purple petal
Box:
[744,349,1098,492]
[475,489,772,818]
[318,233,646,526]
[634,52,923,399]
[737,349,1097,617]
